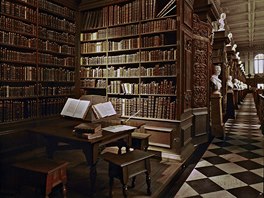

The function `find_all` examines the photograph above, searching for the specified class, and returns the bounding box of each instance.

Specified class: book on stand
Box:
[60,98,91,119]
[92,101,117,119]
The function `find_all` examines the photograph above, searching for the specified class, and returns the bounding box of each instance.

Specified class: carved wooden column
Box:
[191,14,211,143]
[192,0,218,143]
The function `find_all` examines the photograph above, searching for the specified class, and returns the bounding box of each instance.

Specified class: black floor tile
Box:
[236,151,262,159]
[231,171,264,185]
[196,166,227,177]
[203,156,229,165]
[209,148,232,155]
[213,141,234,147]
[186,178,223,194]
[228,186,262,198]
[239,144,262,150]
[235,160,263,170]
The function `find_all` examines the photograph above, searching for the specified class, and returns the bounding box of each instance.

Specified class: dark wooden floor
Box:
[2,147,184,198]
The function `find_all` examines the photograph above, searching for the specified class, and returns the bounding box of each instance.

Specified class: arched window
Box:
[254,54,264,74]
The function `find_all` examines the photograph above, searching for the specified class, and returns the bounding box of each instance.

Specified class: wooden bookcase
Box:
[79,0,196,159]
[0,0,77,124]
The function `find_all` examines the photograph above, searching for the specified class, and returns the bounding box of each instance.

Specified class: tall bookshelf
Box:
[79,0,195,158]
[80,0,177,120]
[0,0,76,124]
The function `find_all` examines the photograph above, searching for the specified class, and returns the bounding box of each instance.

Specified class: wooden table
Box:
[28,118,134,194]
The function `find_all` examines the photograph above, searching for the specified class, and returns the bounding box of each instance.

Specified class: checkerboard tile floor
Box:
[175,94,264,198]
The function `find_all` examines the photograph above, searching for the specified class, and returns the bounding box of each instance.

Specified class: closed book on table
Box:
[73,130,102,139]
[74,123,101,134]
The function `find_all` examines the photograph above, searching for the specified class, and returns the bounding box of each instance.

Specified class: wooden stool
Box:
[132,132,151,151]
[101,149,154,198]
[13,158,68,198]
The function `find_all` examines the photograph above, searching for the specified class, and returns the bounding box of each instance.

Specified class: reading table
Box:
[28,118,134,194]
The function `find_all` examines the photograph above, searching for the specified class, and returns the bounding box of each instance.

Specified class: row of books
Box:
[108,24,139,38]
[81,18,175,42]
[81,0,176,30]
[141,64,176,76]
[0,31,37,48]
[39,13,76,33]
[108,80,176,95]
[38,27,75,45]
[0,85,38,98]
[39,86,74,96]
[81,7,108,29]
[0,64,37,81]
[82,64,176,78]
[141,18,176,33]
[80,41,108,54]
[0,16,37,36]
[80,67,107,78]
[38,0,75,20]
[80,79,106,88]
[141,34,165,48]
[38,68,75,82]
[38,40,75,55]
[108,1,140,26]
[80,50,177,65]
[0,99,38,122]
[0,48,37,63]
[141,49,176,62]
[38,53,75,66]
[39,97,66,117]
[1,0,37,23]
[109,96,176,120]
[140,80,176,95]
[108,64,177,77]
[80,30,107,41]
[80,38,140,53]
[108,66,140,77]
[0,84,74,98]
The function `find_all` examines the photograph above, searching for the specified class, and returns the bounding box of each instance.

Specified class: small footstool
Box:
[13,157,68,198]
[101,149,154,198]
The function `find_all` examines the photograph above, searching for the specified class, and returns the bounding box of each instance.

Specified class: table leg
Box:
[45,138,58,158]
[82,144,99,194]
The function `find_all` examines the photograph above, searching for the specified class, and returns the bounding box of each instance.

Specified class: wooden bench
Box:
[13,158,68,198]
[101,149,154,198]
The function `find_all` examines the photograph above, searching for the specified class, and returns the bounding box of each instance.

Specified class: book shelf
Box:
[80,0,178,121]
[0,0,76,123]
[79,0,197,159]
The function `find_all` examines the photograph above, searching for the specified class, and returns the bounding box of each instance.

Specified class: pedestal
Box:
[210,93,225,137]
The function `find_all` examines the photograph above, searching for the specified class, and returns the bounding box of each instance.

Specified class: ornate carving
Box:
[193,39,208,108]
[193,14,210,37]
[185,36,192,51]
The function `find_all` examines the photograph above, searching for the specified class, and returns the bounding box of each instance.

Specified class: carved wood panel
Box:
[192,14,211,108]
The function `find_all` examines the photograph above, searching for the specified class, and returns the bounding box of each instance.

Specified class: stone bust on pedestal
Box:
[227,75,234,93]
[210,65,222,95]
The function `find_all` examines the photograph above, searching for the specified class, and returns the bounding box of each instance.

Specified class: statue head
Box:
[214,65,221,76]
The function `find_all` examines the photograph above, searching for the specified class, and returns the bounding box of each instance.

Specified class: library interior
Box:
[0,0,263,197]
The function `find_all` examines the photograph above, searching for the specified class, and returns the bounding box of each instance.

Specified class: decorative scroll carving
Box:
[193,14,210,38]
[192,38,209,107]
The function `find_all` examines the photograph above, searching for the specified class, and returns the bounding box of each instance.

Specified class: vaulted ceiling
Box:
[219,0,264,51]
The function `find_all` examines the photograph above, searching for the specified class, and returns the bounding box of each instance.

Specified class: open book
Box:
[60,98,91,119]
[92,101,116,119]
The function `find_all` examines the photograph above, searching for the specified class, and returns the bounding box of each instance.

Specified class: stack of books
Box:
[72,122,102,139]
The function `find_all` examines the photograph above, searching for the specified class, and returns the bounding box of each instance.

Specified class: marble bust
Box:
[211,65,222,94]
[227,75,234,93]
